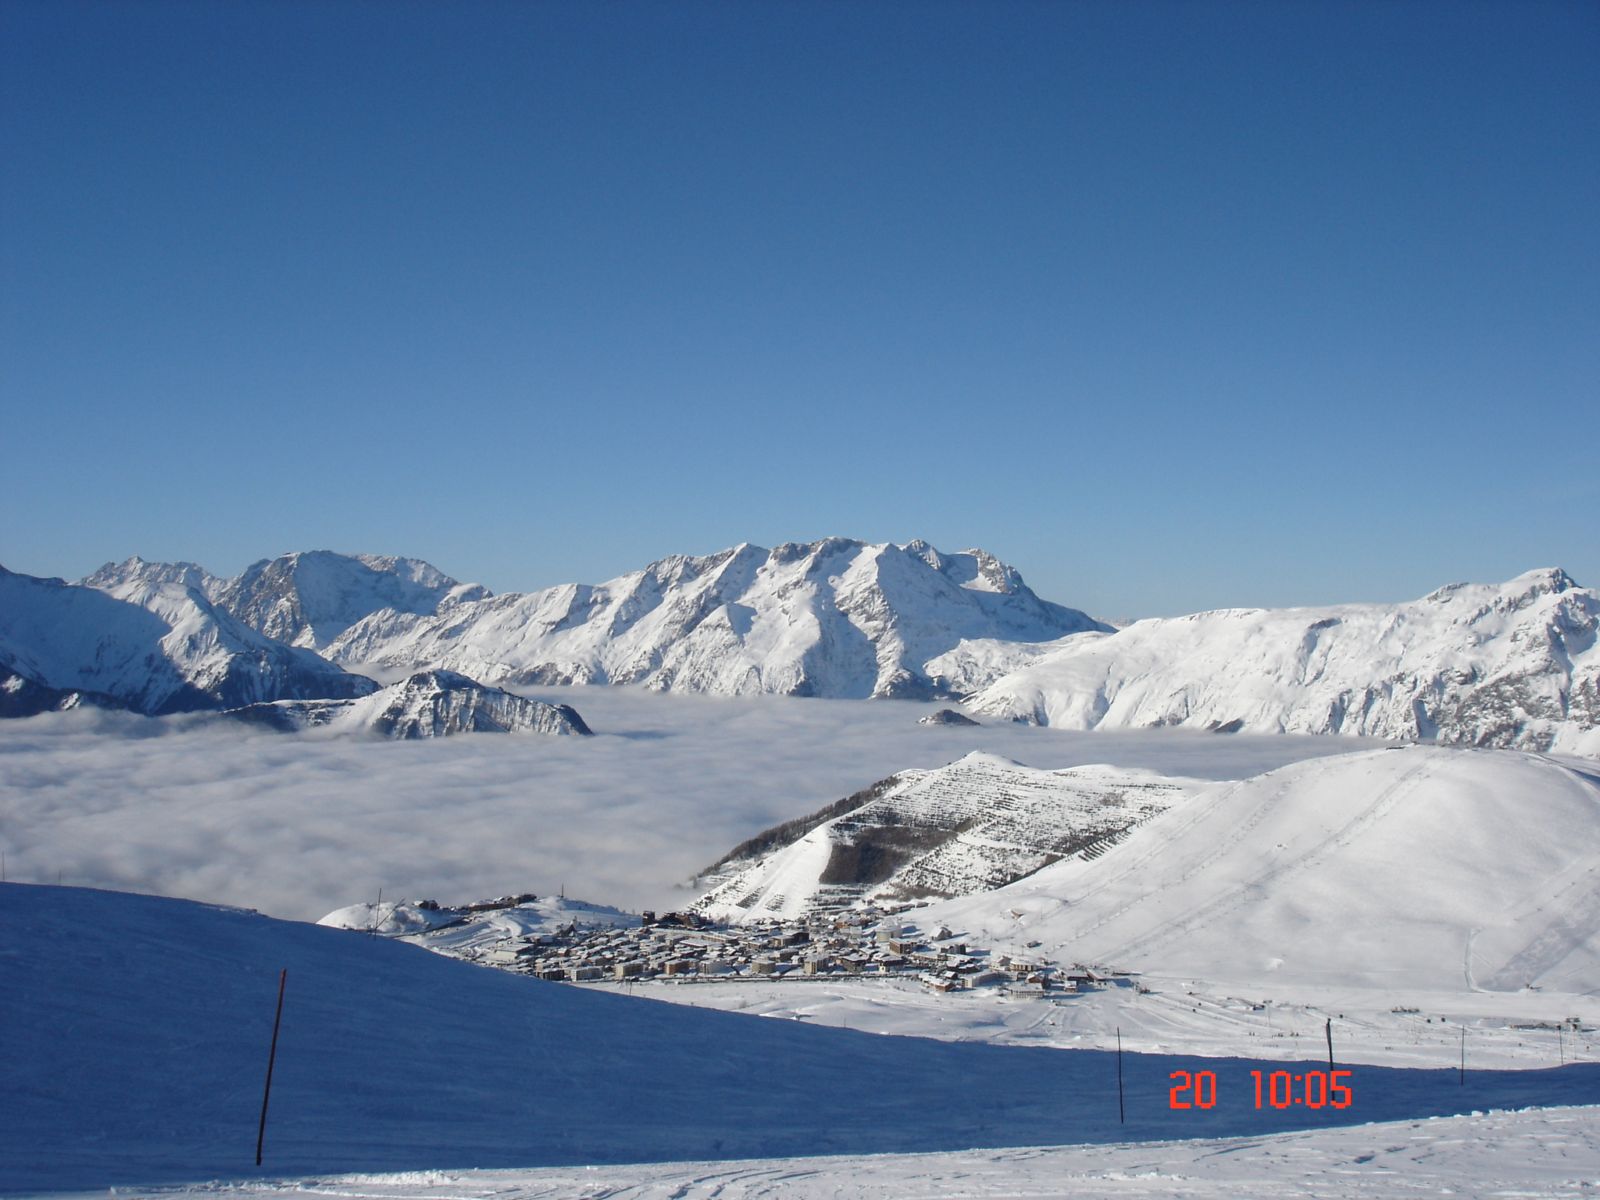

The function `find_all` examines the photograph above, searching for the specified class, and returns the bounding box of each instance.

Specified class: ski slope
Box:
[87,1107,1600,1200]
[3,882,1595,1195]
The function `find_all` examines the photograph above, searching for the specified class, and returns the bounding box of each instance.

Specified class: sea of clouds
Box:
[0,687,1382,921]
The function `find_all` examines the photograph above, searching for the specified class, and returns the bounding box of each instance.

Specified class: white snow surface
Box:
[923,744,1600,994]
[4,882,1596,1196]
[0,564,376,715]
[970,567,1600,754]
[103,1108,1600,1200]
[696,752,1204,923]
[325,538,1107,699]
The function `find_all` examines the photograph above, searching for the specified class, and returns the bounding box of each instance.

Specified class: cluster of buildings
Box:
[470,901,1130,997]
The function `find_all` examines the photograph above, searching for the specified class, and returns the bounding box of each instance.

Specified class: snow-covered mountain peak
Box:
[0,564,376,716]
[326,538,1108,700]
[82,556,224,601]
[81,549,491,652]
[216,550,491,649]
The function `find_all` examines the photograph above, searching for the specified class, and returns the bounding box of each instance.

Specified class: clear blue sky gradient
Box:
[3,0,1595,618]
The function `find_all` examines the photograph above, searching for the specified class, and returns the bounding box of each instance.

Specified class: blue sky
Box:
[3,0,1595,618]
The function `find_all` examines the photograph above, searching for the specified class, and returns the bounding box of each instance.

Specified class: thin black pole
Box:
[1325,1018,1334,1071]
[1459,1026,1465,1086]
[1116,1027,1125,1124]
[256,969,287,1166]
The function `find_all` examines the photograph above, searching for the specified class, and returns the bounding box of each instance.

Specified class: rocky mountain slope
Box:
[85,550,489,650]
[970,568,1599,755]
[0,565,377,716]
[225,669,592,738]
[694,752,1202,922]
[326,538,1107,699]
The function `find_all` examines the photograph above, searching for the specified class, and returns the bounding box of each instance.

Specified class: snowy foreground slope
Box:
[122,1108,1600,1200]
[0,565,375,716]
[971,567,1599,754]
[326,538,1106,699]
[4,883,1596,1195]
[926,745,1600,994]
[694,753,1203,923]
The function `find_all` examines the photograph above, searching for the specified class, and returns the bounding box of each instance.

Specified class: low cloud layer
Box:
[0,688,1377,921]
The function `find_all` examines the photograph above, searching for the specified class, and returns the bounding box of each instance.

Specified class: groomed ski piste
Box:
[5,745,1600,1198]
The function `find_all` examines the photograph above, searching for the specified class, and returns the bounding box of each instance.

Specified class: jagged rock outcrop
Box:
[225,669,592,739]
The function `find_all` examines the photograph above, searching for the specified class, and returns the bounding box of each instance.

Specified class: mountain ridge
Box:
[325,538,1107,700]
[970,566,1598,754]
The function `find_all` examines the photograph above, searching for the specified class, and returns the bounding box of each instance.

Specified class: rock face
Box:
[918,708,980,727]
[325,539,1108,700]
[86,551,489,650]
[693,752,1200,923]
[968,568,1600,756]
[0,565,378,716]
[225,669,593,739]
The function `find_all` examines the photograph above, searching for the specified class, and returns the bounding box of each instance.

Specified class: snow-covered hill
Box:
[327,538,1107,699]
[969,568,1600,755]
[0,565,377,716]
[694,752,1202,922]
[927,745,1600,994]
[226,669,593,738]
[86,550,490,650]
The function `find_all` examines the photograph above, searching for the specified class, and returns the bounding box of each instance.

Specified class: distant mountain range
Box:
[0,563,374,717]
[321,538,1106,699]
[0,544,1593,752]
[969,567,1599,756]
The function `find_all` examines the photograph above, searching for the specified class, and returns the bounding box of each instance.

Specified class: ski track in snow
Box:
[70,1107,1600,1199]
[1109,753,1433,963]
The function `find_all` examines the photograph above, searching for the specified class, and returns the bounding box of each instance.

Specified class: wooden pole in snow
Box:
[1116,1027,1125,1124]
[1325,1018,1334,1071]
[256,969,287,1166]
[1459,1026,1465,1086]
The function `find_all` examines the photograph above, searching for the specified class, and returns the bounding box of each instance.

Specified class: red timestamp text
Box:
[1168,1069,1354,1110]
